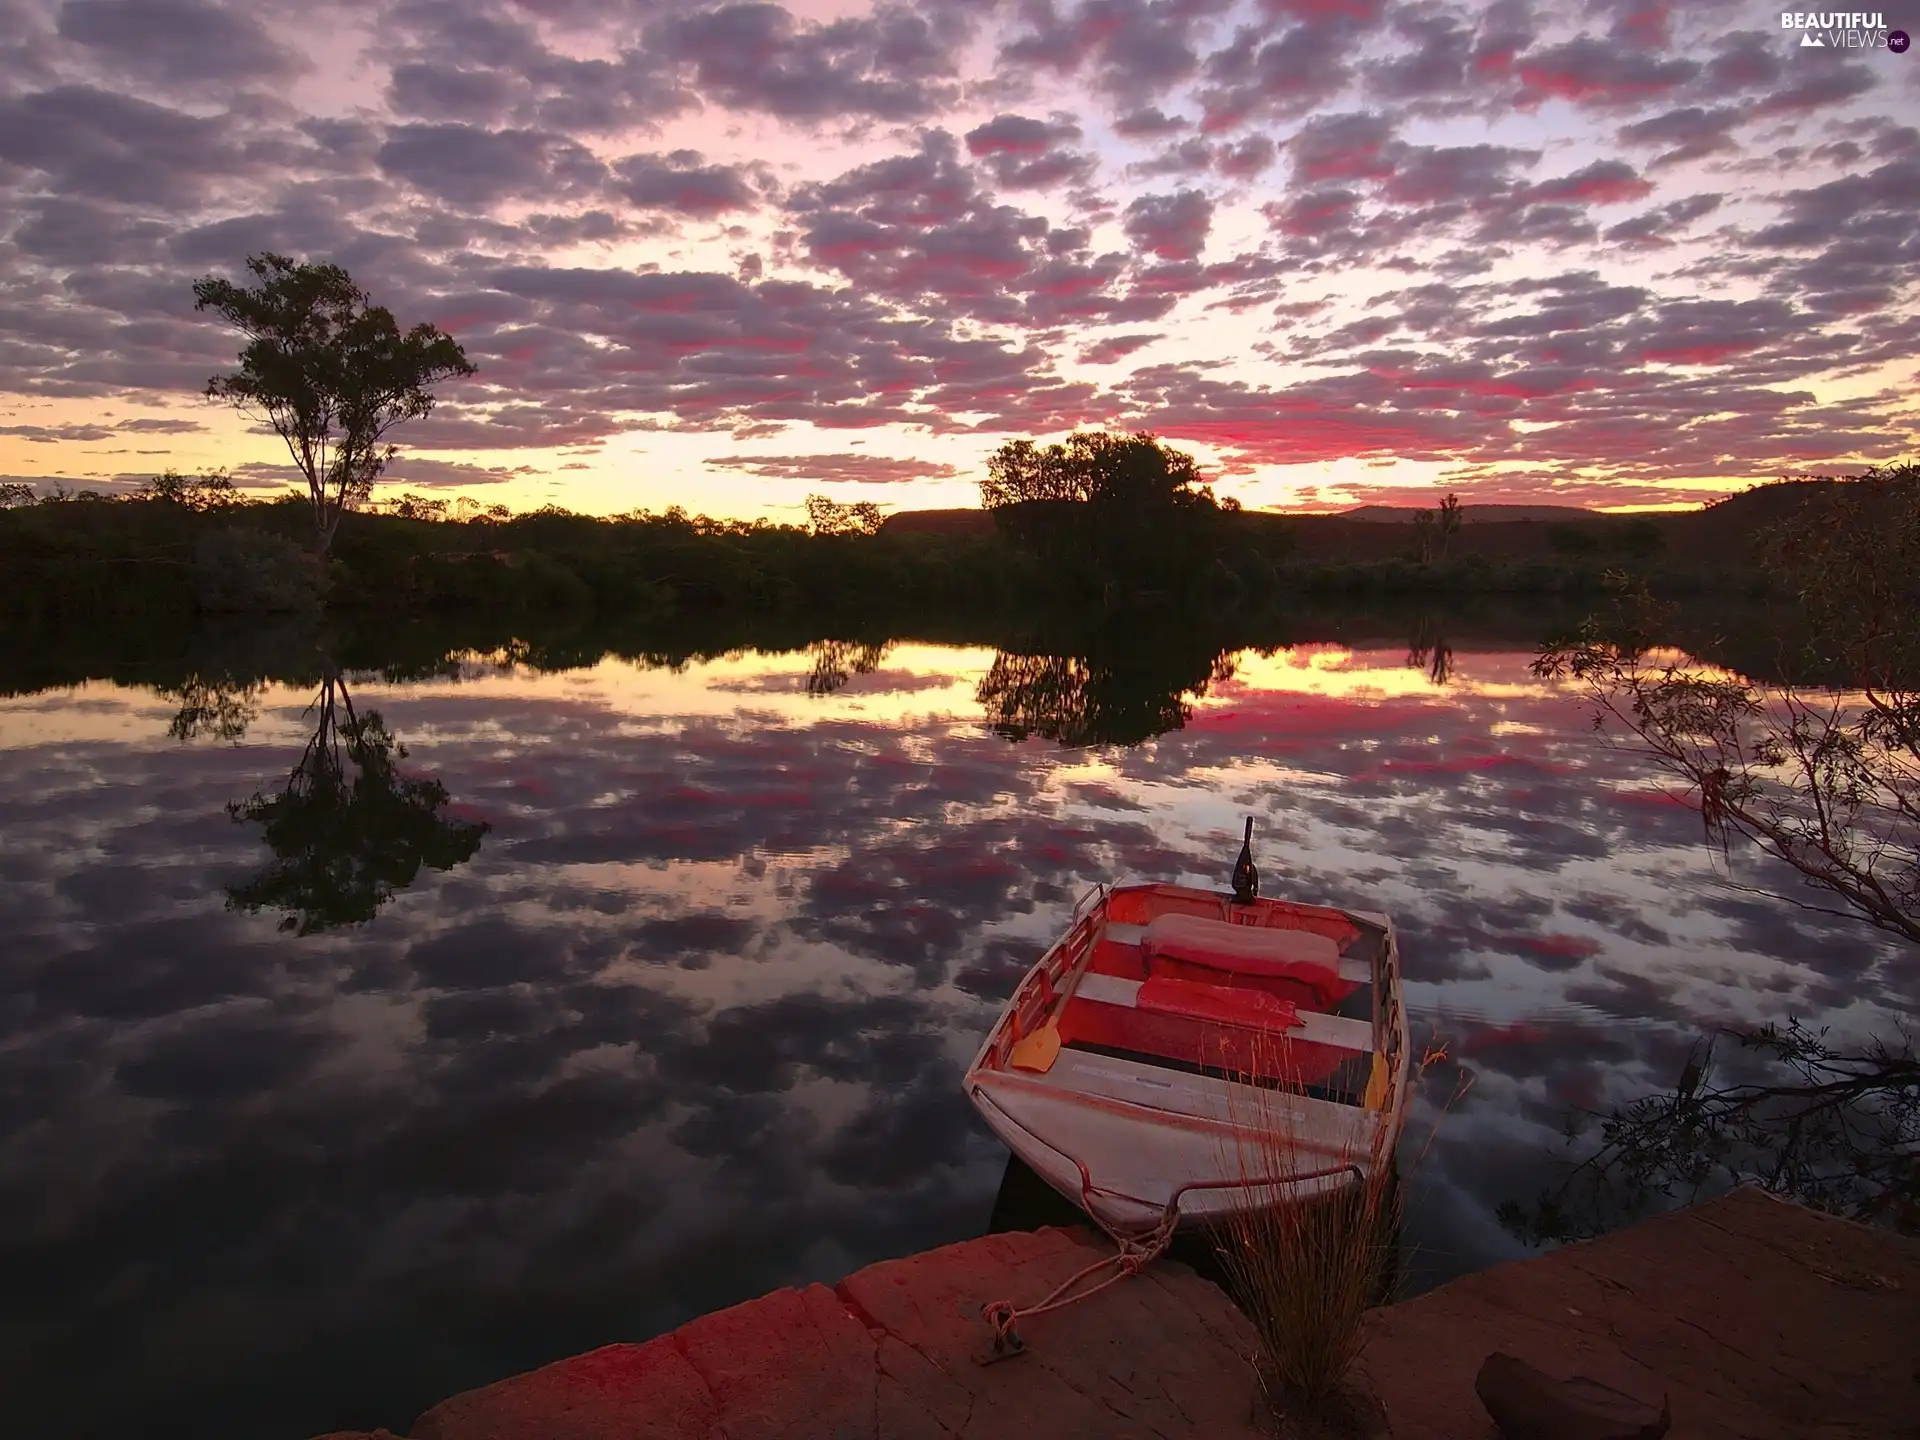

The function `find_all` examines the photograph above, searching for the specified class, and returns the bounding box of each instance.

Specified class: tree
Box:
[979,431,1224,603]
[144,467,237,511]
[1436,491,1462,560]
[1534,463,1918,946]
[1521,462,1920,1232]
[1499,1020,1918,1240]
[1411,508,1436,564]
[0,482,34,508]
[804,494,882,536]
[806,640,890,695]
[194,253,475,563]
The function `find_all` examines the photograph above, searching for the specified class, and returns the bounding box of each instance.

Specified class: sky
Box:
[0,0,1916,521]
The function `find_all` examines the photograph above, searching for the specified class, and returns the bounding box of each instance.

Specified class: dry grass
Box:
[1207,1035,1463,1436]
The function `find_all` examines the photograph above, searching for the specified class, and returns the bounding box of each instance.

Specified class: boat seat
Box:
[1140,914,1344,994]
[1136,976,1300,1031]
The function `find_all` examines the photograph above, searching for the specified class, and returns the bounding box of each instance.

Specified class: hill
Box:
[1337,503,1597,524]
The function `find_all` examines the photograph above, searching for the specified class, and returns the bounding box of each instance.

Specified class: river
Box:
[0,607,1907,1437]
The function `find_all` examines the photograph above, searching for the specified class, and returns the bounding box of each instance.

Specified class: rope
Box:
[980,1212,1178,1355]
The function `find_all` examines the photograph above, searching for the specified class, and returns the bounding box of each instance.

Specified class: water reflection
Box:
[1405,615,1454,687]
[977,630,1239,746]
[0,608,1909,1440]
[223,669,490,935]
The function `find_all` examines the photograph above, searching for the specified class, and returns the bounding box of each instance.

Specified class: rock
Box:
[1475,1351,1671,1440]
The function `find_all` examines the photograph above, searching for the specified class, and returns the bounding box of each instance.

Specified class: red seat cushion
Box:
[1135,976,1301,1032]
[1141,914,1344,998]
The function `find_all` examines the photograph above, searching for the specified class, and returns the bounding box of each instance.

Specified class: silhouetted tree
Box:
[1411,508,1436,564]
[1498,1020,1918,1241]
[143,467,237,511]
[1518,461,1920,1235]
[1405,617,1453,685]
[194,253,475,563]
[0,482,37,508]
[226,669,489,934]
[980,431,1226,604]
[161,674,264,744]
[805,494,882,536]
[1436,492,1462,560]
[1536,462,1918,945]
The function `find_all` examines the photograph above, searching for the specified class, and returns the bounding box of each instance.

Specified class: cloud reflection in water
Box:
[0,636,1909,1438]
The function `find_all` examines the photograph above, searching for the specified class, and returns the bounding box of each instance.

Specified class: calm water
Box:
[1,616,1910,1438]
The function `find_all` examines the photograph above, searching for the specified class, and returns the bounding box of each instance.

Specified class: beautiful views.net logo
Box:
[1779,11,1907,48]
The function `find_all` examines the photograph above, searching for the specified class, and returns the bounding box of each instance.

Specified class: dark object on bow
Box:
[1230,817,1258,905]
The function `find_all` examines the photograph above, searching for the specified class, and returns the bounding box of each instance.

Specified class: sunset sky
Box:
[0,0,1915,521]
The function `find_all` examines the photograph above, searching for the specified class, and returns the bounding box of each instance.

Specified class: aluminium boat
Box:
[964,823,1410,1236]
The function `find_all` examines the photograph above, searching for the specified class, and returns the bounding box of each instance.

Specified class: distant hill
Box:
[876,479,1861,563]
[880,508,995,536]
[1337,503,1597,524]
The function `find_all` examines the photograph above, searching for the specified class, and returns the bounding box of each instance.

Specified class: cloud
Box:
[612,150,766,217]
[964,113,1095,190]
[54,0,304,89]
[0,0,1912,511]
[1077,331,1162,365]
[1122,189,1212,261]
[702,452,962,483]
[646,1,967,123]
[377,123,609,209]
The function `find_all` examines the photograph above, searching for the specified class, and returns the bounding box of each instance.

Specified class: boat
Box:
[963,820,1410,1237]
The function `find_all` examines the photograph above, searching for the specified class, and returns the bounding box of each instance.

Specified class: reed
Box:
[1207,1035,1460,1437]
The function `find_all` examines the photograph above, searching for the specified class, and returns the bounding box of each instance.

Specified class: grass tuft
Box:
[1208,1035,1463,1437]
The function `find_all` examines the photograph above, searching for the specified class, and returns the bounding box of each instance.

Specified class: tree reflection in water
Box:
[1498,1019,1919,1242]
[222,668,489,935]
[806,640,891,697]
[976,634,1238,747]
[1405,616,1454,686]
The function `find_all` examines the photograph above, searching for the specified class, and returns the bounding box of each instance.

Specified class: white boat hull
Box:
[964,881,1410,1236]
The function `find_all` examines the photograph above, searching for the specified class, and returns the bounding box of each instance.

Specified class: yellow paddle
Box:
[1008,1021,1062,1073]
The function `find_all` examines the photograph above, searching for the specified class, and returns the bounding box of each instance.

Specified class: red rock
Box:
[1475,1351,1670,1439]
[411,1334,718,1439]
[1354,1187,1920,1440]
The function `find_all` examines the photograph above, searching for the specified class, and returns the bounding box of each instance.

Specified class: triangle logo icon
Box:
[1800,30,1824,45]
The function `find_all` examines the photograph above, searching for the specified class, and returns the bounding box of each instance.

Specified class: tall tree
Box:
[1436,491,1462,560]
[194,254,475,563]
[979,431,1224,603]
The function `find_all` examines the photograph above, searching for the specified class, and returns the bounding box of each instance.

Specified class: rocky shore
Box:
[314,1187,1918,1439]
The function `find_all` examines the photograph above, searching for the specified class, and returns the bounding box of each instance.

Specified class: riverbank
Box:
[312,1187,1917,1439]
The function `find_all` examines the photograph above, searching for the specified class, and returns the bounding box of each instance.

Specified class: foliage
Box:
[980,430,1235,606]
[1547,523,1601,557]
[225,671,489,934]
[1535,466,1919,947]
[1435,492,1462,560]
[144,468,238,511]
[0,481,35,508]
[194,253,476,559]
[195,526,323,614]
[1520,459,1920,1236]
[806,639,889,694]
[388,492,451,521]
[1498,1020,1919,1241]
[805,494,882,536]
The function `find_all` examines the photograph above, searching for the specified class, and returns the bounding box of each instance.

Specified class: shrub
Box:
[195,526,322,614]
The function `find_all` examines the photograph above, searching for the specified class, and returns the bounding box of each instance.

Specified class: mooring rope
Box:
[979,1212,1179,1355]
